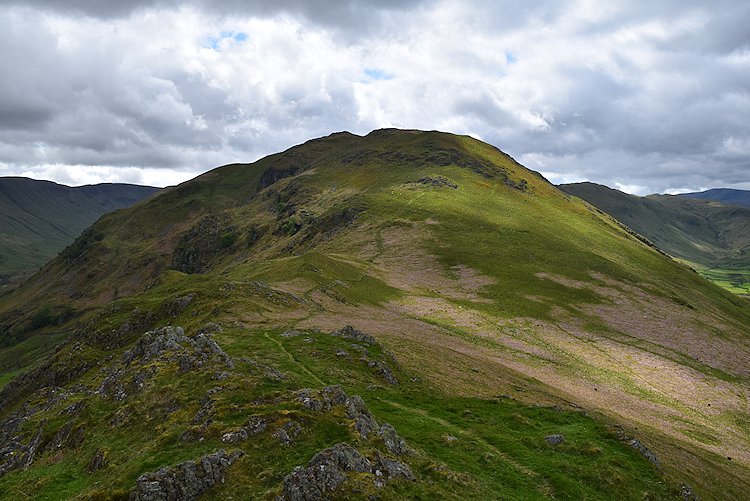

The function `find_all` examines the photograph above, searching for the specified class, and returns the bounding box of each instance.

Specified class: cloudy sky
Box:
[0,0,748,194]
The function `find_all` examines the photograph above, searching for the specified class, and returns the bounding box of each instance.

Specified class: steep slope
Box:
[559,182,750,294]
[1,130,749,499]
[0,177,160,284]
[679,188,750,208]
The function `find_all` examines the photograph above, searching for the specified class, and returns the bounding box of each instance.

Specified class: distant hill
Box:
[677,188,750,208]
[0,177,159,284]
[559,182,750,294]
[2,131,750,498]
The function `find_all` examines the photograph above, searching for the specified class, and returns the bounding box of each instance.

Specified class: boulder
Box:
[345,396,379,439]
[281,443,371,501]
[378,424,408,455]
[545,434,565,446]
[129,449,242,501]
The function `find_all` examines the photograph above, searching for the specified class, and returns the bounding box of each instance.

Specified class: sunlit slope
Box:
[560,181,750,294]
[1,129,750,498]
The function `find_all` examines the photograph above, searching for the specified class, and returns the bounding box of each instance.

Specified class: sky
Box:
[0,0,748,195]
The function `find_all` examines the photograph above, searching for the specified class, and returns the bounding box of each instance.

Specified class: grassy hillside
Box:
[0,177,159,285]
[559,182,750,294]
[679,188,750,208]
[1,130,749,499]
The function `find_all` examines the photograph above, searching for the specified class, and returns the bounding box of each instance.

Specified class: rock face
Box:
[281,443,414,500]
[100,326,233,401]
[331,325,375,345]
[346,395,380,439]
[281,444,372,501]
[378,424,408,456]
[122,326,232,368]
[171,213,237,274]
[415,176,459,189]
[129,449,243,501]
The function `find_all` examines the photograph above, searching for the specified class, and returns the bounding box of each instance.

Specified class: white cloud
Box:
[0,0,748,191]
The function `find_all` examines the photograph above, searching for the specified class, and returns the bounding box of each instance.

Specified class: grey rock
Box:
[545,434,565,446]
[221,429,248,444]
[191,397,214,425]
[0,425,43,477]
[123,326,187,364]
[332,325,375,345]
[87,448,109,473]
[281,443,371,501]
[680,484,700,500]
[296,385,347,412]
[281,330,302,338]
[415,176,458,189]
[378,424,408,455]
[345,396,379,439]
[335,350,349,357]
[98,369,128,401]
[129,449,242,501]
[375,455,414,481]
[46,419,85,451]
[196,322,223,335]
[274,421,303,446]
[368,360,398,385]
[245,416,268,436]
[628,438,659,466]
[122,326,233,371]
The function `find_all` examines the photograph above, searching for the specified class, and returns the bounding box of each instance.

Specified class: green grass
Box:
[2,129,749,499]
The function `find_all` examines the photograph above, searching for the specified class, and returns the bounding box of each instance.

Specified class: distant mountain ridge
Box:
[559,181,750,294]
[0,177,159,284]
[678,188,750,208]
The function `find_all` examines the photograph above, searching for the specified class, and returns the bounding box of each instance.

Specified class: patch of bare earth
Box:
[372,223,494,302]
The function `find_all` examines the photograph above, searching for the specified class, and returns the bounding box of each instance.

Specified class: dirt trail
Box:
[264,332,325,386]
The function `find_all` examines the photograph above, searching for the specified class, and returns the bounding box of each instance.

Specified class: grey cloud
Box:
[0,0,749,192]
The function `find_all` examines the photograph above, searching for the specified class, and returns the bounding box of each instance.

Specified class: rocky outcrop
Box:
[296,386,408,455]
[346,395,379,439]
[129,449,242,501]
[415,176,458,189]
[627,438,659,466]
[378,424,408,456]
[122,326,232,368]
[281,444,372,500]
[331,325,375,345]
[295,385,347,412]
[100,326,233,401]
[171,214,237,274]
[613,426,659,467]
[281,443,414,500]
[0,424,43,477]
[274,421,303,446]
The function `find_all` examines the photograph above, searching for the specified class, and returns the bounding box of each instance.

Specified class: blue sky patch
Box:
[364,68,392,81]
[505,51,518,64]
[205,31,249,50]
